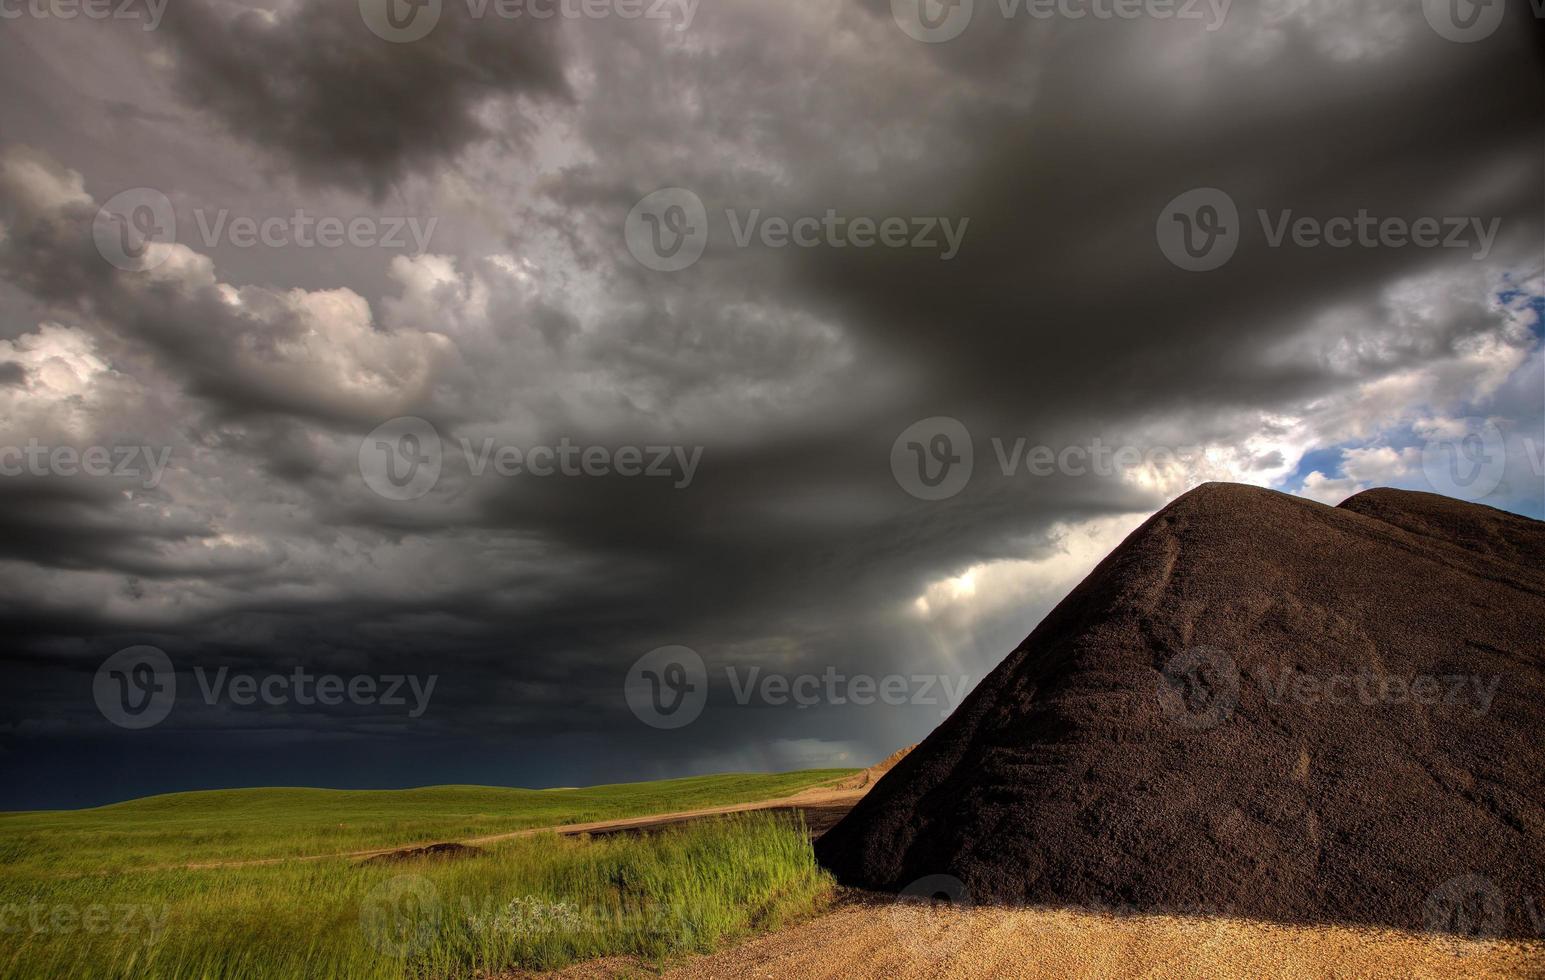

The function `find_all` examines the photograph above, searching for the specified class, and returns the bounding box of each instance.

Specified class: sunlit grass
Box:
[0,770,853,875]
[0,811,837,979]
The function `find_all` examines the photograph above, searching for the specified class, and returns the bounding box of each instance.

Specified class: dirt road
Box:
[528,895,1545,979]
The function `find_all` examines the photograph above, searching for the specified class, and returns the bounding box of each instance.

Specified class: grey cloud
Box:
[0,0,1539,807]
[159,0,571,198]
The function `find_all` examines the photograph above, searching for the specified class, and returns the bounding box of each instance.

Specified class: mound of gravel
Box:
[816,484,1545,938]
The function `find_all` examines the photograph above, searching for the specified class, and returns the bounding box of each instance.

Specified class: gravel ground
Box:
[524,895,1545,979]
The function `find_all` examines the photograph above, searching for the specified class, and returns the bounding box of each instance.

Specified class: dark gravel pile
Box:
[816,484,1545,938]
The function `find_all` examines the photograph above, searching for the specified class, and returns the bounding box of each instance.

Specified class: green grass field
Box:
[0,770,853,874]
[0,770,855,979]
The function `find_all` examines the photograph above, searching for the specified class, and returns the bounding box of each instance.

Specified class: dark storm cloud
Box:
[0,1,1540,808]
[0,479,211,575]
[789,7,1545,430]
[159,0,570,198]
[405,1,1542,719]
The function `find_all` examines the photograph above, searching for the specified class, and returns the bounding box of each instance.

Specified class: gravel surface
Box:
[524,895,1545,979]
[817,485,1545,938]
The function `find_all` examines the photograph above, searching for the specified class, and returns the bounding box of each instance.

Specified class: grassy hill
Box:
[1,770,855,874]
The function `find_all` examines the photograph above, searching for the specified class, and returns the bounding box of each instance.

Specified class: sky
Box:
[0,0,1541,810]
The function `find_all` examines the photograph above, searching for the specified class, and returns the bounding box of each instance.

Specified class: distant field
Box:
[0,771,854,979]
[0,770,855,874]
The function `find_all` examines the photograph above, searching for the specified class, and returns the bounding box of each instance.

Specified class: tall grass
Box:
[0,813,834,979]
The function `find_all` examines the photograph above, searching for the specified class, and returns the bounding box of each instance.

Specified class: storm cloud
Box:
[0,0,1540,808]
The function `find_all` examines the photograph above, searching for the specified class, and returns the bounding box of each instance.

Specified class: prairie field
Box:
[0,772,852,979]
[0,771,853,875]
